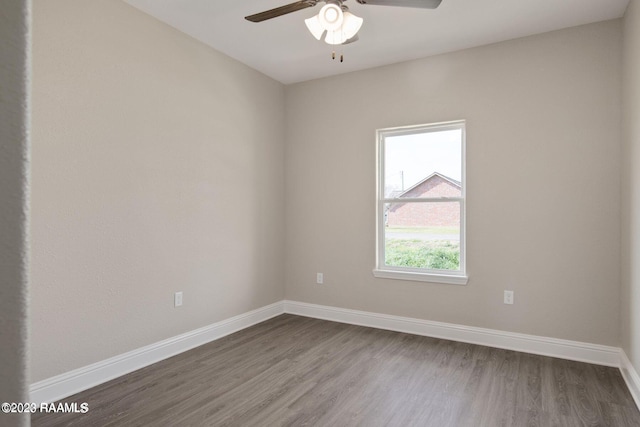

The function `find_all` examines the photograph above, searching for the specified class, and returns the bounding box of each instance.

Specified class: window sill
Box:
[372,269,469,285]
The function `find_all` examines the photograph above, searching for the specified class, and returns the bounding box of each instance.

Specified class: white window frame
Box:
[373,120,468,285]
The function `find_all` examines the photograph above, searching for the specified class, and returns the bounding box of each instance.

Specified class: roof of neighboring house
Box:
[395,172,461,198]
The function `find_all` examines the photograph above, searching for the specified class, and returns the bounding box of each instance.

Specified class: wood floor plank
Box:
[32,315,640,426]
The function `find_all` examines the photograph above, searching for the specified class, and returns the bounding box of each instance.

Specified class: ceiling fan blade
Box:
[355,0,442,8]
[245,0,318,23]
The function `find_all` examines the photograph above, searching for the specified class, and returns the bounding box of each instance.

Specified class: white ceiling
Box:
[124,0,629,84]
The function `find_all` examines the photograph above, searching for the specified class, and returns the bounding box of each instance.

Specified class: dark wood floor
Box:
[32,314,640,426]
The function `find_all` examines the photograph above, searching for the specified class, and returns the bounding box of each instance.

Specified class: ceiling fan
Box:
[245,0,443,47]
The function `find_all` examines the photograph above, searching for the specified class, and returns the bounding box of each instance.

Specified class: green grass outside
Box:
[385,239,460,270]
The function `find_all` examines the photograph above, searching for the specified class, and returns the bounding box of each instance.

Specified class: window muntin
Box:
[375,121,467,284]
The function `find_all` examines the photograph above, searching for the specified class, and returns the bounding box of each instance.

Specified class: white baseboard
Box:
[620,350,640,409]
[283,300,621,368]
[30,301,285,404]
[30,299,627,406]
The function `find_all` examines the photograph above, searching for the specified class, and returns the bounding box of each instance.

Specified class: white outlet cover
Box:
[174,292,183,307]
[504,290,514,305]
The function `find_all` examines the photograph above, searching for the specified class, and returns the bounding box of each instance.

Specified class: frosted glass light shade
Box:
[324,29,347,45]
[322,11,362,45]
[305,15,325,40]
[318,3,343,31]
[341,11,363,40]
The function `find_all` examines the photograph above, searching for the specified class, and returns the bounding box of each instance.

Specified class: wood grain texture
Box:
[32,315,640,426]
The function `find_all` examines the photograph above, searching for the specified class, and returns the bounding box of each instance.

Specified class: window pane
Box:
[384,201,460,271]
[384,129,462,198]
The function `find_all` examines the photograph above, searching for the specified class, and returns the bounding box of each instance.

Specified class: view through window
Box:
[376,121,466,283]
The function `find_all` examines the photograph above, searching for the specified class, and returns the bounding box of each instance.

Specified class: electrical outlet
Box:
[316,273,324,284]
[504,290,514,305]
[174,291,183,307]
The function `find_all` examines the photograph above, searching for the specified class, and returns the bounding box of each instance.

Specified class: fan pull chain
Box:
[332,51,335,60]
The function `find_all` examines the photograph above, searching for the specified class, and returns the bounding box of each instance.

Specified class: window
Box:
[373,121,467,285]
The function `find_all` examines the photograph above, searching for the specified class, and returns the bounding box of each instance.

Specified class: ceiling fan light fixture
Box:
[304,2,363,46]
[341,11,363,40]
[304,15,325,40]
[324,29,347,45]
[318,3,343,31]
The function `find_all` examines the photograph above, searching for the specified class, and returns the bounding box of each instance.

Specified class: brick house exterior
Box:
[387,172,461,227]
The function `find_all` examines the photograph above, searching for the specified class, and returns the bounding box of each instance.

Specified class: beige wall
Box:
[622,0,640,371]
[31,0,285,381]
[285,20,622,345]
[0,0,31,425]
[31,0,626,387]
